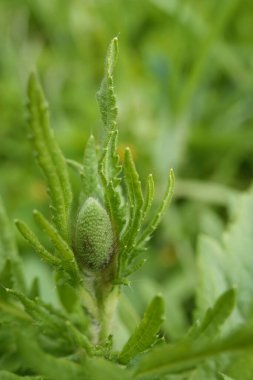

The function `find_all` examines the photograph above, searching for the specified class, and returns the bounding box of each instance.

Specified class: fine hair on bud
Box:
[73,197,114,271]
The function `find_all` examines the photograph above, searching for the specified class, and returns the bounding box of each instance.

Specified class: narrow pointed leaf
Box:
[142,174,155,221]
[81,135,101,200]
[27,72,72,239]
[66,158,83,174]
[33,210,77,271]
[137,169,175,246]
[97,37,118,131]
[189,288,236,341]
[119,294,165,364]
[121,147,144,257]
[124,147,144,209]
[15,219,60,266]
[99,130,125,233]
[124,258,147,277]
[97,38,125,234]
[99,131,122,188]
[0,198,25,292]
[65,320,94,355]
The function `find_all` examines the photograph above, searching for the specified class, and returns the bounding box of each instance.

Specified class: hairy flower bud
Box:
[74,197,114,271]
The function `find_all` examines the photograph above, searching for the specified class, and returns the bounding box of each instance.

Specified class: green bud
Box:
[74,197,114,271]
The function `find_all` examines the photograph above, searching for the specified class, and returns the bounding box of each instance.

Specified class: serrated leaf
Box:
[27,72,72,239]
[97,37,118,131]
[196,192,253,321]
[142,174,155,222]
[81,135,101,201]
[99,130,124,234]
[124,258,147,277]
[15,219,61,267]
[120,147,144,260]
[137,169,175,246]
[124,147,144,210]
[17,330,131,380]
[5,287,90,354]
[32,209,79,284]
[0,198,25,292]
[189,288,236,342]
[97,39,123,231]
[135,323,253,379]
[119,294,165,364]
[99,130,122,189]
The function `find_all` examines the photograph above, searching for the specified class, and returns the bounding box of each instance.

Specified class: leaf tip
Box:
[27,71,38,95]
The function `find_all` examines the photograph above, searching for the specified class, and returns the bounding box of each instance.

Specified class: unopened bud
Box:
[74,197,114,271]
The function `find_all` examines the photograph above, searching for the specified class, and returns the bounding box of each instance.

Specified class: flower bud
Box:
[74,197,114,271]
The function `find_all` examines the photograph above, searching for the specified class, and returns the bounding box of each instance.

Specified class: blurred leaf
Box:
[196,192,253,320]
[135,323,253,378]
[189,288,236,342]
[0,198,25,292]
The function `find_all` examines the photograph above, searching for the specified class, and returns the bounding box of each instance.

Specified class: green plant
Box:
[1,38,253,380]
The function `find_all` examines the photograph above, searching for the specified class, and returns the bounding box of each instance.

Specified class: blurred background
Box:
[0,0,253,341]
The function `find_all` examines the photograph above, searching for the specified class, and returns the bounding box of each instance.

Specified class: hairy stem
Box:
[96,285,120,345]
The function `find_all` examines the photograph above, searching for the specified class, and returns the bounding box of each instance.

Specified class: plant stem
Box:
[97,286,120,345]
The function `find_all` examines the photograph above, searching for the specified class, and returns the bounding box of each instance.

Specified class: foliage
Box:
[1,17,253,379]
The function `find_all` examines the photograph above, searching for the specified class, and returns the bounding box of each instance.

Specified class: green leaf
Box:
[66,158,83,174]
[27,72,72,239]
[124,147,144,210]
[5,287,90,353]
[32,209,79,284]
[119,294,165,364]
[97,37,126,238]
[193,191,253,377]
[196,192,253,321]
[16,330,131,380]
[225,354,253,380]
[0,198,25,292]
[15,219,61,267]
[99,130,122,190]
[218,373,234,380]
[135,323,253,379]
[124,258,147,277]
[137,169,175,246]
[121,147,144,261]
[29,277,40,299]
[190,362,219,380]
[81,135,101,201]
[99,131,124,234]
[65,320,94,355]
[142,174,155,222]
[189,288,236,342]
[0,372,43,380]
[195,235,229,319]
[97,37,118,131]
